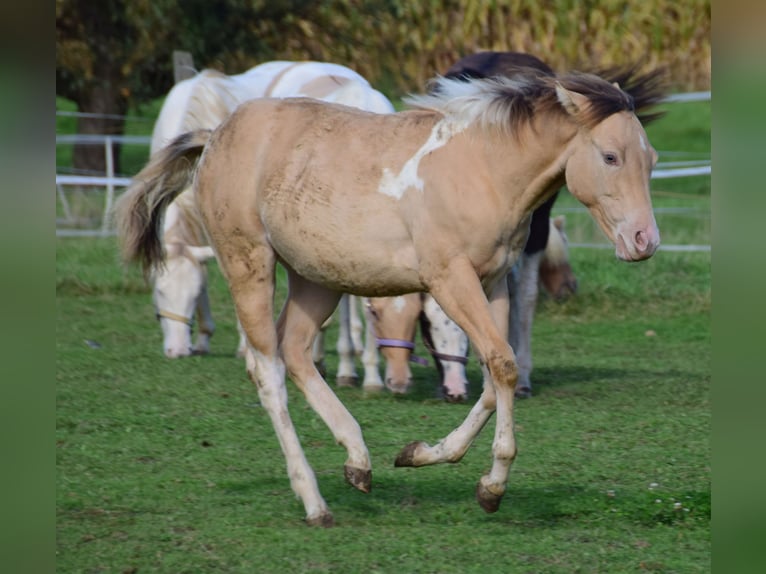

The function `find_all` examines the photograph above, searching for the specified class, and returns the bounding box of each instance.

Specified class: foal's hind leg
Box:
[221,246,333,527]
[278,270,372,493]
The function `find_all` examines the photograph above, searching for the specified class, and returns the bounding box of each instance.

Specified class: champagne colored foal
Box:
[118,71,661,526]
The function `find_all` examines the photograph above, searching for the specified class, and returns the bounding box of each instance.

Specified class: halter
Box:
[375,337,429,366]
[418,311,469,366]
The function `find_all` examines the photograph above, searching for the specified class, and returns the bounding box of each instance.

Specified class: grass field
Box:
[56,95,710,572]
[56,239,710,572]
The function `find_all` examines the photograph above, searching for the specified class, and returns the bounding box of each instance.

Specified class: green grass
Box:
[56,237,710,573]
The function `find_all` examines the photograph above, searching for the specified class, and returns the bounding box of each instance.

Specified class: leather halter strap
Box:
[421,334,469,365]
[375,338,430,366]
[156,309,193,326]
[418,311,469,365]
[155,309,214,336]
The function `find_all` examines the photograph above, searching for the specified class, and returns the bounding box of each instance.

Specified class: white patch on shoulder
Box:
[392,296,406,313]
[639,133,647,151]
[378,118,469,199]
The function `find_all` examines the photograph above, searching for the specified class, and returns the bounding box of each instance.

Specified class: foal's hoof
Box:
[336,375,359,388]
[344,465,372,493]
[306,511,335,528]
[476,479,504,513]
[514,386,532,399]
[394,441,426,467]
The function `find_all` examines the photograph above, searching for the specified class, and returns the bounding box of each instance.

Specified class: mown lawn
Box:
[56,237,710,573]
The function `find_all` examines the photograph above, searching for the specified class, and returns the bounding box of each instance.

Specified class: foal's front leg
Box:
[395,260,517,513]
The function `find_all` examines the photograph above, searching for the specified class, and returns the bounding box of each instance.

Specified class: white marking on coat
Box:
[392,296,406,313]
[378,118,469,199]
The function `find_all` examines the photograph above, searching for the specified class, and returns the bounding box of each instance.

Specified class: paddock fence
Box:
[56,92,711,251]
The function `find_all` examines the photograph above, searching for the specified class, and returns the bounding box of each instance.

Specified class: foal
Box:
[118,71,664,526]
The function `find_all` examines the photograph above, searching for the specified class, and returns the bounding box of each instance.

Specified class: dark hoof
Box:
[306,511,335,527]
[514,386,532,399]
[476,481,504,513]
[336,375,359,388]
[191,348,210,356]
[344,465,372,493]
[394,441,426,467]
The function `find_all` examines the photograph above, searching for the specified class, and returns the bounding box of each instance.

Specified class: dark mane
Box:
[439,52,668,126]
[550,72,637,129]
[586,62,669,124]
[407,72,643,134]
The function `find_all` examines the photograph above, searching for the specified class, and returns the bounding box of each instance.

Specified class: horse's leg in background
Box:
[360,297,384,391]
[507,250,544,398]
[335,294,359,386]
[221,245,333,527]
[396,259,517,512]
[278,270,372,493]
[192,282,215,355]
[236,319,247,358]
[348,295,365,355]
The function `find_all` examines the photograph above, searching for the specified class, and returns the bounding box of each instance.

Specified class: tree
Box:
[56,0,184,174]
[56,0,324,175]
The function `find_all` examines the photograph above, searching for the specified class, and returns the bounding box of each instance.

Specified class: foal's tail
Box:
[114,129,212,275]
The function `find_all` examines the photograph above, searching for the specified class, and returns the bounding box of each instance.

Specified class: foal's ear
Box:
[552,215,566,230]
[555,83,589,116]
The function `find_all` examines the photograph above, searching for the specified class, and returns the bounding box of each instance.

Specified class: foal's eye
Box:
[603,152,619,166]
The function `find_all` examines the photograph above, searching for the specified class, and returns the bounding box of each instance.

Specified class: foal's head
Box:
[552,73,660,261]
[412,70,664,262]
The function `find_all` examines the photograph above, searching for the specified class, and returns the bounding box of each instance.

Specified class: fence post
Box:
[173,51,196,83]
[101,136,115,236]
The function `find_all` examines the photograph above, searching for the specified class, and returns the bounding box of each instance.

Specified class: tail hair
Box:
[114,129,212,276]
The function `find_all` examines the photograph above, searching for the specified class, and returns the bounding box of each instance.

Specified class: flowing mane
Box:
[405,72,645,134]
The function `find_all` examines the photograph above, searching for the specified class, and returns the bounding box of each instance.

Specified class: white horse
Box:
[146,62,393,373]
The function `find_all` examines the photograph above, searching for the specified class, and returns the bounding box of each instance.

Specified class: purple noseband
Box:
[375,338,430,366]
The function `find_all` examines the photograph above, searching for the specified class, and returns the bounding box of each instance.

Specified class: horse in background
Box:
[116,68,665,526]
[141,61,393,367]
[365,215,575,401]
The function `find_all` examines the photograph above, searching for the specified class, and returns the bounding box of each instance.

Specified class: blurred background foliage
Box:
[56,0,710,170]
[57,0,710,104]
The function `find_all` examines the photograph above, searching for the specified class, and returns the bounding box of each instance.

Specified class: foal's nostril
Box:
[635,230,648,251]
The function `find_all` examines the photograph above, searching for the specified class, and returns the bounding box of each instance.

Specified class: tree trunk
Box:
[72,81,127,176]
